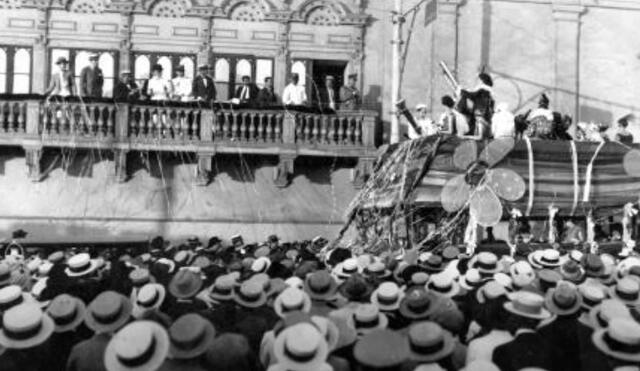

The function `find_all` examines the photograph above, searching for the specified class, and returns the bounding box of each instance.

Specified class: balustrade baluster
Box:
[231,112,239,140]
[222,112,230,140]
[188,110,196,140]
[258,114,265,142]
[236,113,244,141]
[341,117,348,144]
[311,116,319,142]
[294,115,302,142]
[178,110,187,139]
[42,105,49,134]
[15,103,23,133]
[320,116,328,144]
[95,106,104,137]
[167,110,175,139]
[106,107,114,137]
[0,103,6,132]
[130,108,138,137]
[54,104,63,135]
[7,103,15,133]
[355,117,363,144]
[272,114,280,142]
[246,113,254,141]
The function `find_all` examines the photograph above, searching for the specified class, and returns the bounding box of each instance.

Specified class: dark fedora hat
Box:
[399,288,438,320]
[168,269,203,299]
[168,313,216,359]
[85,291,132,334]
[338,274,373,302]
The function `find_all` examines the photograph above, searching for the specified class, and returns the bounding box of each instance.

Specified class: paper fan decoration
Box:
[624,149,640,177]
[440,138,526,227]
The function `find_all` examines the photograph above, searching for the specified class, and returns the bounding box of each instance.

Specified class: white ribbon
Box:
[524,137,534,216]
[570,140,579,216]
[586,211,596,253]
[583,141,605,203]
[548,204,559,243]
[464,213,478,255]
[622,202,637,251]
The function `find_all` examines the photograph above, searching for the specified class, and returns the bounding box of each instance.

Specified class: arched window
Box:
[134,55,150,85]
[12,49,30,94]
[99,53,114,97]
[291,61,306,87]
[0,48,6,94]
[255,59,272,89]
[214,58,229,100]
[235,59,252,84]
[179,57,194,79]
[157,56,172,80]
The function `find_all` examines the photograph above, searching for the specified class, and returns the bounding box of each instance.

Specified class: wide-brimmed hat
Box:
[209,274,236,301]
[617,257,640,279]
[251,257,271,274]
[168,313,216,359]
[310,316,340,351]
[47,294,86,332]
[504,291,551,320]
[65,253,99,277]
[399,288,438,320]
[459,269,484,291]
[169,269,203,299]
[129,268,154,288]
[608,277,640,306]
[347,304,389,335]
[304,271,338,301]
[0,303,54,349]
[528,249,562,269]
[0,262,11,285]
[173,250,195,266]
[407,321,455,362]
[338,274,373,302]
[422,255,447,274]
[545,281,583,316]
[274,287,311,318]
[0,285,36,312]
[273,322,329,371]
[578,282,606,310]
[592,318,640,362]
[47,251,65,264]
[470,252,501,276]
[476,280,508,304]
[36,261,53,278]
[537,269,563,293]
[509,261,536,289]
[589,299,632,329]
[332,258,362,279]
[132,283,166,319]
[363,261,392,280]
[411,272,430,286]
[85,291,132,334]
[353,329,409,369]
[104,320,169,371]
[234,280,267,308]
[427,273,460,298]
[582,253,605,278]
[371,281,404,311]
[55,57,69,65]
[286,276,304,291]
[441,245,461,261]
[560,260,586,283]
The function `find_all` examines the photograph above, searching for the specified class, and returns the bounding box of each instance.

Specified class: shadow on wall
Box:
[363,84,386,144]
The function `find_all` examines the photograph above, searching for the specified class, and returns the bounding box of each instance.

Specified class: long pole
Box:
[390,0,403,144]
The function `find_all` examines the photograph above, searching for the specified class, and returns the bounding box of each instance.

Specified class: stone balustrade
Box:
[0,95,380,187]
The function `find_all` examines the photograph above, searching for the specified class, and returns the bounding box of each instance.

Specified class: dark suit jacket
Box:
[339,86,360,110]
[234,84,259,102]
[256,87,278,106]
[113,81,140,102]
[192,75,216,102]
[80,66,104,97]
[315,86,338,111]
[492,331,554,371]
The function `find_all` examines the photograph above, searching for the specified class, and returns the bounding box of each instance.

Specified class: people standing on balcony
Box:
[171,65,193,102]
[46,57,74,97]
[340,73,361,110]
[79,53,104,98]
[524,94,554,139]
[438,95,469,137]
[491,102,516,138]
[457,72,495,139]
[146,64,173,101]
[113,70,139,102]
[234,75,259,105]
[256,77,278,107]
[192,64,216,103]
[282,73,307,106]
[615,114,634,145]
[316,75,338,111]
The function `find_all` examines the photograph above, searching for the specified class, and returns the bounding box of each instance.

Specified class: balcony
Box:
[0,95,380,187]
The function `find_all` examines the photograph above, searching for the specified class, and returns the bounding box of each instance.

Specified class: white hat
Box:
[65,253,98,277]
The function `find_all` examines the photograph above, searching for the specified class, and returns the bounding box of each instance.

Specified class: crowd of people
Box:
[0,231,639,371]
[46,55,362,111]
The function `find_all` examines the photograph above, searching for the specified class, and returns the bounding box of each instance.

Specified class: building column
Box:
[552,1,585,122]
[274,21,290,96]
[197,17,213,68]
[119,12,133,71]
[32,5,49,94]
[430,0,463,114]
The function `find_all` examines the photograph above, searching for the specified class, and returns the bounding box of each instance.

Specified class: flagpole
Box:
[390,0,404,144]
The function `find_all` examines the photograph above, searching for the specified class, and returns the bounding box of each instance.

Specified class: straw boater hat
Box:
[476,280,508,304]
[65,253,99,277]
[459,269,484,291]
[129,268,153,288]
[582,254,606,278]
[310,316,340,352]
[168,313,216,359]
[332,258,362,280]
[47,251,65,264]
[347,303,389,335]
[617,257,640,279]
[274,287,312,318]
[46,294,86,333]
[545,281,583,316]
[371,281,405,311]
[36,261,53,278]
[0,303,54,349]
[589,299,631,329]
[470,252,501,276]
[273,323,329,371]
[285,276,304,291]
[85,291,132,334]
[0,285,37,312]
[234,280,267,308]
[427,273,461,298]
[363,261,392,280]
[608,277,640,307]
[504,291,551,320]
[209,274,236,301]
[353,329,409,369]
[528,249,562,269]
[132,283,166,319]
[174,250,195,266]
[422,255,447,274]
[406,321,455,363]
[104,321,169,371]
[509,261,536,289]
[592,318,640,363]
[399,288,438,320]
[338,274,373,302]
[560,260,586,283]
[578,282,606,310]
[252,257,271,274]
[169,269,203,299]
[303,270,337,301]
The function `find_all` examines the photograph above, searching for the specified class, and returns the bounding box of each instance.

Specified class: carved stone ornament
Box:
[67,0,111,13]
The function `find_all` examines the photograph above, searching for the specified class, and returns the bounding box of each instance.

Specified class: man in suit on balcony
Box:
[315,75,338,111]
[113,70,140,102]
[46,57,74,97]
[340,73,361,110]
[234,75,259,105]
[256,77,278,107]
[80,53,104,98]
[192,64,216,103]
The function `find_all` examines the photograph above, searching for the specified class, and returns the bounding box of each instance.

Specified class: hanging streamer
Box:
[622,202,637,254]
[583,141,605,203]
[464,212,478,255]
[524,137,534,216]
[570,141,579,216]
[586,210,596,253]
[548,204,558,243]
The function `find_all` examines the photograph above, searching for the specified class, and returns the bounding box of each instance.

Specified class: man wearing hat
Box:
[315,75,338,111]
[408,103,436,139]
[457,72,495,139]
[46,56,74,97]
[0,303,55,371]
[282,73,307,106]
[172,64,193,102]
[79,53,104,98]
[339,73,360,110]
[158,313,215,370]
[234,75,259,105]
[192,64,216,102]
[524,93,554,139]
[113,70,140,102]
[256,76,279,107]
[438,94,469,137]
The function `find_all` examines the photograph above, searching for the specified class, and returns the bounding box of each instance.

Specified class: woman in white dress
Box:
[146,64,173,101]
